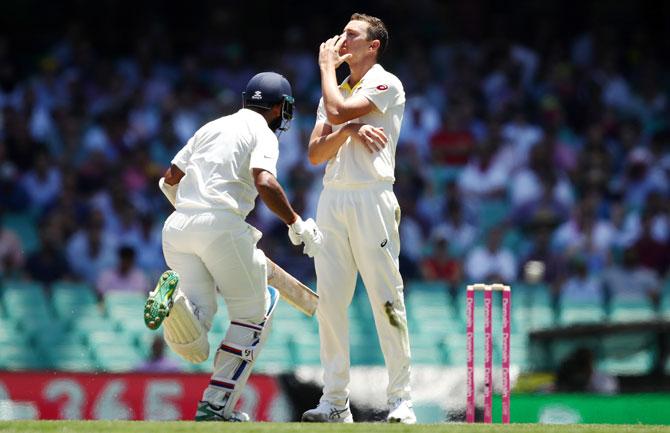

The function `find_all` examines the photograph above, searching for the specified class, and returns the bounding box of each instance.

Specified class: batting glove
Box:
[288,216,323,257]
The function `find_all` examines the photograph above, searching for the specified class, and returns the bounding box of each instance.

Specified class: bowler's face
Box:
[340,20,371,63]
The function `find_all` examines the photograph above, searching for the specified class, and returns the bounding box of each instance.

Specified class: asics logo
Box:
[329,407,349,419]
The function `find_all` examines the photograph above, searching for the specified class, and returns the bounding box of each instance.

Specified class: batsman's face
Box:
[341,20,372,63]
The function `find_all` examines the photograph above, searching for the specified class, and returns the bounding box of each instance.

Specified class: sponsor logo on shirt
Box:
[376,84,388,91]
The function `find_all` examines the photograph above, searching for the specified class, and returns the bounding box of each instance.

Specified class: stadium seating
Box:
[609,301,657,322]
[2,281,51,321]
[49,342,96,372]
[411,333,448,364]
[598,351,654,376]
[0,276,668,374]
[559,298,605,326]
[288,333,321,366]
[662,291,670,320]
[51,281,98,319]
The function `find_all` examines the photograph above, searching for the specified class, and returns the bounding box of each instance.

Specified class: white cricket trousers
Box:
[314,183,412,404]
[161,209,270,327]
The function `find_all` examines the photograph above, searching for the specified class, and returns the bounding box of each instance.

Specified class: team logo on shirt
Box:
[376,84,388,91]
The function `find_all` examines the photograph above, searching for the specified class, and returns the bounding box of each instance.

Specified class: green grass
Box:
[1,422,670,433]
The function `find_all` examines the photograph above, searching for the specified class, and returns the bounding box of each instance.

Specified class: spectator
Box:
[96,245,150,297]
[603,248,662,310]
[431,199,478,256]
[135,335,182,373]
[25,220,71,286]
[519,227,566,288]
[631,211,669,277]
[0,142,30,211]
[464,227,517,284]
[429,109,475,166]
[511,172,571,230]
[398,196,429,277]
[573,123,612,195]
[558,257,604,304]
[420,234,462,296]
[127,213,166,281]
[0,3,667,383]
[622,147,665,209]
[416,181,447,228]
[458,138,510,213]
[21,148,62,214]
[554,347,618,394]
[396,166,430,269]
[0,205,24,277]
[552,197,616,273]
[502,108,543,168]
[510,142,573,210]
[400,95,441,161]
[65,211,117,285]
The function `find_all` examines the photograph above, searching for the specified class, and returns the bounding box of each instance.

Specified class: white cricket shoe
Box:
[301,400,354,423]
[387,398,416,424]
[195,400,249,422]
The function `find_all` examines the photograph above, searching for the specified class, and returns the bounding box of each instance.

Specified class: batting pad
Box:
[163,295,209,363]
[203,286,279,418]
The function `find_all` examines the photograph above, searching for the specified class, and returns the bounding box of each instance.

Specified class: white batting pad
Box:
[202,286,279,418]
[163,294,209,363]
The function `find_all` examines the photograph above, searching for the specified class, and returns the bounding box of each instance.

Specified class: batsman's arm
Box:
[253,168,299,225]
[159,164,185,207]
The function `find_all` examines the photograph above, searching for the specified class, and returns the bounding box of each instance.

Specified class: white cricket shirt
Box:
[171,108,279,217]
[316,63,405,186]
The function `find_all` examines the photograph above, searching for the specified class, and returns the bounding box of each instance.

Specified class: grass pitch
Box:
[1,421,670,433]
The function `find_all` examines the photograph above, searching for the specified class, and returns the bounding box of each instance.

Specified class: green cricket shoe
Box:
[144,270,179,330]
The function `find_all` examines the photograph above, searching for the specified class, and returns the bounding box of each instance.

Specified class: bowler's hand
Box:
[348,123,388,153]
[319,34,352,69]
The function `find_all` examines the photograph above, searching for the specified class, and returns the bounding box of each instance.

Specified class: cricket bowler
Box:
[301,13,415,424]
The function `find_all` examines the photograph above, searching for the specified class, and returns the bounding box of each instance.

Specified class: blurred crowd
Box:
[0,2,668,311]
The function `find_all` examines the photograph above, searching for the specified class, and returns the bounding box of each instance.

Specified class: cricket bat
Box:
[266,258,319,316]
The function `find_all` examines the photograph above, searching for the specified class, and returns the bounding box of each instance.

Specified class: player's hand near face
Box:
[348,123,387,153]
[319,34,351,70]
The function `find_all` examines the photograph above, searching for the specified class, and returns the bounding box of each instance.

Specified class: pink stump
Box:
[466,287,475,423]
[483,288,493,423]
[502,288,511,424]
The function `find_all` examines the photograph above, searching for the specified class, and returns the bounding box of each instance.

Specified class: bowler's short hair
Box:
[350,13,388,59]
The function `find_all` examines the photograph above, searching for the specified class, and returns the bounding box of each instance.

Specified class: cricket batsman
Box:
[144,72,323,422]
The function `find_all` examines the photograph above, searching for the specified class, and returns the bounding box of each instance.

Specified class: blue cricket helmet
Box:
[243,72,294,131]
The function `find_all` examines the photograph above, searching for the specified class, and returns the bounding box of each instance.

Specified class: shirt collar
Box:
[340,64,382,93]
